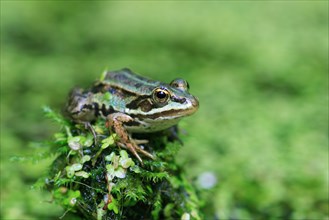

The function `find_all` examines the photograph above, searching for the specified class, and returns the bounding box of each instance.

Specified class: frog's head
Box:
[125,78,199,132]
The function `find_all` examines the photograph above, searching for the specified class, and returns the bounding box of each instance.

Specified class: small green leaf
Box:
[81,155,91,163]
[106,164,115,173]
[164,203,175,218]
[71,163,83,171]
[69,190,81,198]
[101,142,110,149]
[112,155,120,168]
[75,171,90,178]
[181,213,190,220]
[54,171,61,181]
[130,165,141,173]
[105,152,116,162]
[64,190,81,207]
[191,210,201,220]
[94,125,105,135]
[120,158,135,169]
[101,143,110,149]
[54,132,66,142]
[97,201,106,220]
[65,166,75,178]
[106,172,115,182]
[119,150,129,159]
[83,135,94,147]
[114,167,126,179]
[68,136,83,150]
[101,135,116,149]
[53,187,68,200]
[108,197,119,214]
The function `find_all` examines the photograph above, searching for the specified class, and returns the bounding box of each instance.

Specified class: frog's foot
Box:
[117,139,155,164]
[107,113,154,164]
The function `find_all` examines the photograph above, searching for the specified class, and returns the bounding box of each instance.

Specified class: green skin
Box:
[66,68,199,163]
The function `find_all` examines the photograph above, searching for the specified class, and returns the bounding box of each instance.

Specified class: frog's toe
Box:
[134,146,155,160]
[118,142,144,164]
[134,139,149,145]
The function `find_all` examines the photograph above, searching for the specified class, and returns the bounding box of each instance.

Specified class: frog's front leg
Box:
[106,112,155,164]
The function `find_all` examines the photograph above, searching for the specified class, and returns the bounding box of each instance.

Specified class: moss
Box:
[37,107,202,220]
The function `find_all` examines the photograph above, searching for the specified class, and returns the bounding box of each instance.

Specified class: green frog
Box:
[66,68,199,163]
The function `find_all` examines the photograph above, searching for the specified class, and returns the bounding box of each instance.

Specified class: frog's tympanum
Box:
[66,68,199,163]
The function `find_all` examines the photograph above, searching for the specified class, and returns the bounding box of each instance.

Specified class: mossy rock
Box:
[38,107,202,220]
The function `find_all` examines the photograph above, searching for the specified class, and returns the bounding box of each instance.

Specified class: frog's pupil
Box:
[157,91,167,99]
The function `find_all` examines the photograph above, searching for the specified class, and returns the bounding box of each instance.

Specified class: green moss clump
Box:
[38,107,202,220]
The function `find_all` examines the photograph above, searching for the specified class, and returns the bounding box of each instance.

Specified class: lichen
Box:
[38,107,202,219]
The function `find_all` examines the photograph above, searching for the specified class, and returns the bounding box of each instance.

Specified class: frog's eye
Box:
[153,88,170,104]
[170,78,189,92]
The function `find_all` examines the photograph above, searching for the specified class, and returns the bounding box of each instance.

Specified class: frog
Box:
[65,68,199,164]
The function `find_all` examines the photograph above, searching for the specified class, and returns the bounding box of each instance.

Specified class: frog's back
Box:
[104,68,161,96]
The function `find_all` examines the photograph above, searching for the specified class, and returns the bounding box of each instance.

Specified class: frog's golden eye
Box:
[153,88,170,104]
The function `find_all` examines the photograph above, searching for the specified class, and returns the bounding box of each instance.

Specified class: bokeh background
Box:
[1,1,328,219]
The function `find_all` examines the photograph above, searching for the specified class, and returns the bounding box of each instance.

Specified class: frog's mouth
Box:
[131,96,199,120]
[147,107,198,120]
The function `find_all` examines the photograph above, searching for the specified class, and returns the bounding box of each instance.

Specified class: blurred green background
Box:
[1,1,328,219]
